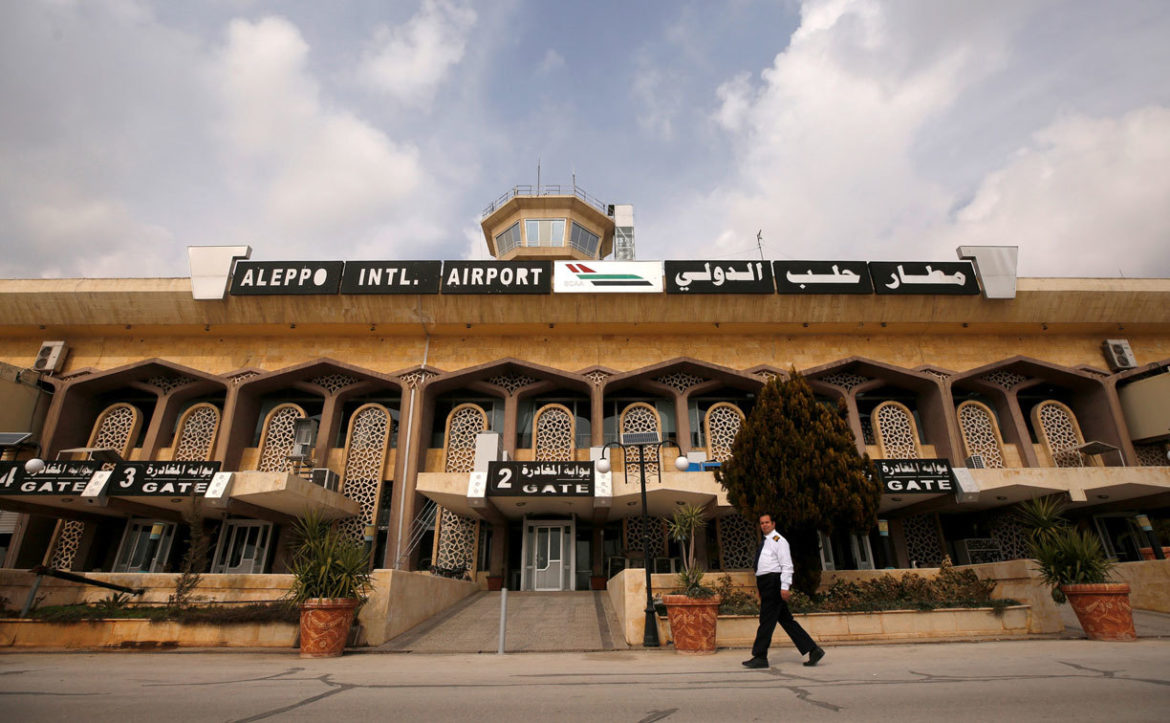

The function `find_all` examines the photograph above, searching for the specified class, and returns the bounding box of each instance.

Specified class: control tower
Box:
[480,184,627,261]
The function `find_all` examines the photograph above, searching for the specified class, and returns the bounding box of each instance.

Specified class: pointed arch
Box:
[87,402,143,459]
[255,403,306,472]
[619,401,662,478]
[1032,400,1089,467]
[872,401,920,459]
[172,403,220,462]
[337,403,393,543]
[956,400,1006,469]
[704,402,745,463]
[533,403,575,462]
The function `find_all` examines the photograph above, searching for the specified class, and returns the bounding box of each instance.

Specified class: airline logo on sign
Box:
[554,261,664,293]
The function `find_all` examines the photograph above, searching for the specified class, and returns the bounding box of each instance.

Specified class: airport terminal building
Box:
[2,186,1169,590]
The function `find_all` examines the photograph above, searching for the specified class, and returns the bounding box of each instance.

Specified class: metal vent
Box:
[310,468,340,491]
[964,454,986,469]
[1102,339,1137,371]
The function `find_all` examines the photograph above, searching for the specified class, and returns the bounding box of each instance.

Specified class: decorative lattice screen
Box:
[534,404,574,462]
[256,404,306,472]
[704,403,744,463]
[338,404,393,543]
[717,513,758,570]
[172,403,220,462]
[619,403,661,479]
[1032,400,1085,468]
[957,401,1005,469]
[873,401,920,459]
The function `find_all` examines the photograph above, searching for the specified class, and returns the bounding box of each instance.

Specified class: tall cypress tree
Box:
[715,370,880,594]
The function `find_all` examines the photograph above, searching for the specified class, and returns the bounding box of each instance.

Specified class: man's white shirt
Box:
[756,531,794,591]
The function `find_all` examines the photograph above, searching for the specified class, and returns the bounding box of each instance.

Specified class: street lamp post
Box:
[596,433,690,648]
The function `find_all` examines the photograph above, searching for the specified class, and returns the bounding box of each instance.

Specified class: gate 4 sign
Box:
[108,462,221,495]
[486,461,594,496]
[0,460,100,495]
[875,459,957,493]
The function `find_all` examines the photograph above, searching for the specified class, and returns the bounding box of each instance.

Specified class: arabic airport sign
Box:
[440,261,552,294]
[666,261,774,293]
[875,458,958,494]
[106,461,222,496]
[774,261,874,294]
[0,460,101,495]
[869,261,980,295]
[221,258,984,297]
[554,261,664,293]
[229,261,345,295]
[486,461,595,496]
[340,261,442,294]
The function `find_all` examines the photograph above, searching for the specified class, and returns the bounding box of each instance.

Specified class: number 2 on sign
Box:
[496,467,512,489]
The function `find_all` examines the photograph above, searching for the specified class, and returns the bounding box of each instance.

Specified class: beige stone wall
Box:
[0,569,292,607]
[356,568,479,646]
[1111,560,1170,613]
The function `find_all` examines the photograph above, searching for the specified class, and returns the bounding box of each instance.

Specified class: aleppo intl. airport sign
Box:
[875,459,958,493]
[226,258,981,296]
[486,461,595,496]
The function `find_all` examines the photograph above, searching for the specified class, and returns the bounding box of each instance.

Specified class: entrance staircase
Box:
[378,591,629,653]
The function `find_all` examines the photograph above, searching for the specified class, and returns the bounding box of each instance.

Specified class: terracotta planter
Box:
[663,594,721,655]
[486,576,504,591]
[1061,583,1137,642]
[1138,547,1170,561]
[299,598,359,658]
[590,576,607,591]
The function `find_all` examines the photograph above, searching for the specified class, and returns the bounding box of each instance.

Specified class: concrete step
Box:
[378,590,629,653]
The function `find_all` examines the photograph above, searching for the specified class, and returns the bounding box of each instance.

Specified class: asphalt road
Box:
[2,639,1169,722]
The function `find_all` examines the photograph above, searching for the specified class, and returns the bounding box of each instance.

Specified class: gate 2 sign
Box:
[486,461,594,497]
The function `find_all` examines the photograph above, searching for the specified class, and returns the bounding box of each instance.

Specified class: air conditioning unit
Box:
[1102,339,1137,372]
[310,468,340,491]
[964,454,985,469]
[33,341,68,373]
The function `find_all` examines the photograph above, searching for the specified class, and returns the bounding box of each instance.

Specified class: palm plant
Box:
[667,503,712,597]
[1015,495,1069,545]
[1030,527,1115,603]
[288,511,373,605]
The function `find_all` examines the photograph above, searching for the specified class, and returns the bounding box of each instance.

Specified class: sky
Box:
[1,0,1168,279]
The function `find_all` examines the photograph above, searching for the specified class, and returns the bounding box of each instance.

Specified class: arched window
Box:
[533,404,575,462]
[704,402,745,463]
[872,401,920,459]
[337,404,392,543]
[88,402,143,459]
[619,402,661,478]
[255,403,306,472]
[172,403,220,462]
[957,401,1006,468]
[443,403,488,473]
[1032,400,1088,467]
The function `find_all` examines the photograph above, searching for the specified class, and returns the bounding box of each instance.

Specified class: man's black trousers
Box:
[751,572,816,659]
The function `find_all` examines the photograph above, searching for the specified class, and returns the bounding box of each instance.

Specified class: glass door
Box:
[520,518,575,591]
[211,520,273,574]
[850,533,875,570]
[817,530,836,571]
[113,519,176,572]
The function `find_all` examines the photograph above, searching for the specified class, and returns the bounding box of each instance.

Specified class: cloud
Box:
[537,49,564,75]
[214,16,422,246]
[357,0,477,109]
[697,0,1170,278]
[944,108,1170,277]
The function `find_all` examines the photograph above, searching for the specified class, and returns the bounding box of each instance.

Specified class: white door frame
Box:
[519,517,576,591]
[817,530,836,571]
[113,518,176,573]
[211,519,273,574]
[850,532,875,570]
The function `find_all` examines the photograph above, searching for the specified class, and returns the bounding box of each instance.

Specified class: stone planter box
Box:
[657,606,1031,647]
[0,618,297,649]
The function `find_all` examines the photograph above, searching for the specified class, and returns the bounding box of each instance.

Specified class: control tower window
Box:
[569,222,599,256]
[495,222,521,255]
[524,219,566,247]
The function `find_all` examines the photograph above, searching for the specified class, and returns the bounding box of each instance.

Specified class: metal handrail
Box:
[481,184,609,218]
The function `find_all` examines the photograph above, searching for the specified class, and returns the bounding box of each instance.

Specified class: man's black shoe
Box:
[742,657,769,669]
[803,647,825,667]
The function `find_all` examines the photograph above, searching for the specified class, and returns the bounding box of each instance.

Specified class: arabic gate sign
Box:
[774,260,874,294]
[869,261,980,295]
[665,260,774,293]
[875,458,958,494]
[486,461,595,496]
[0,460,101,495]
[106,461,222,496]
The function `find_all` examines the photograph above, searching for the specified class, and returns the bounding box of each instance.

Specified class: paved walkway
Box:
[378,591,629,653]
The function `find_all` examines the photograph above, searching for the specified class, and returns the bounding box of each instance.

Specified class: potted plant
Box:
[1018,497,1136,641]
[662,504,721,654]
[288,511,373,658]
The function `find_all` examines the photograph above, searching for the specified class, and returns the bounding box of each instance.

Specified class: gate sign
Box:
[107,462,222,496]
[875,459,957,493]
[486,461,594,497]
[0,461,100,495]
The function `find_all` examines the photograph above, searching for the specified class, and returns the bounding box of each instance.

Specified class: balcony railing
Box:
[481,184,609,218]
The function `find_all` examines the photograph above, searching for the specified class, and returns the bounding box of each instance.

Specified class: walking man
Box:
[742,513,825,669]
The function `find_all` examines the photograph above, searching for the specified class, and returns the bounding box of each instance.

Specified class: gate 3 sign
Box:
[486,461,594,497]
[875,459,957,494]
[107,462,222,495]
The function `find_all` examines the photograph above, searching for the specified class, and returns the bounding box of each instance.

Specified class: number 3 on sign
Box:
[496,467,512,490]
[119,467,137,488]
